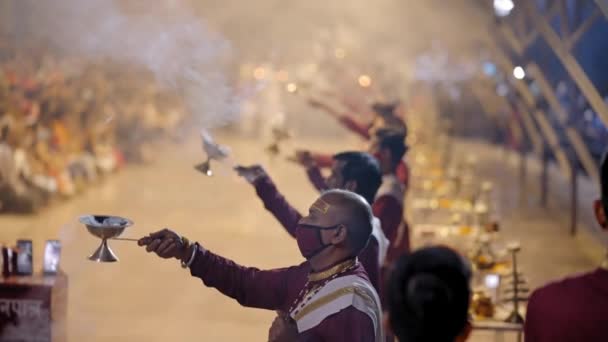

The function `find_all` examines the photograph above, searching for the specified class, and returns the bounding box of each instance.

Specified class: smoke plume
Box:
[18,0,240,128]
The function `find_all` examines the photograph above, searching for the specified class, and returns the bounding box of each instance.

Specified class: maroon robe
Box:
[189,246,376,341]
[337,115,372,140]
[335,114,407,141]
[524,268,608,342]
[253,175,381,293]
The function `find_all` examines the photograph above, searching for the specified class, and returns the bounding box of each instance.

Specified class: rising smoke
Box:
[16,0,240,129]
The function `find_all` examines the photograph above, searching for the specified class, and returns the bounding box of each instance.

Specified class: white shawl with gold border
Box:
[289,275,384,341]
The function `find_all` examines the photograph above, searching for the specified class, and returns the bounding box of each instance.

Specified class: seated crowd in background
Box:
[0,49,187,213]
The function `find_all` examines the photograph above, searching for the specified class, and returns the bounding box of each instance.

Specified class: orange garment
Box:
[51,121,70,149]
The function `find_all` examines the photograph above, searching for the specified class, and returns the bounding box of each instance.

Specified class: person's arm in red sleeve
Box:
[306,166,329,192]
[308,98,371,140]
[372,195,403,246]
[385,220,411,267]
[189,246,294,311]
[253,174,301,237]
[310,152,334,168]
[309,306,376,341]
[337,115,371,140]
[396,161,410,190]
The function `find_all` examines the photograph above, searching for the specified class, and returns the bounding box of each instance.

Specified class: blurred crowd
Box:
[0,49,187,213]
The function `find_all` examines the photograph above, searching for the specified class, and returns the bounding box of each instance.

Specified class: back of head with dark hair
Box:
[372,102,398,116]
[322,189,374,256]
[332,151,382,205]
[388,246,472,342]
[601,152,608,215]
[378,131,407,167]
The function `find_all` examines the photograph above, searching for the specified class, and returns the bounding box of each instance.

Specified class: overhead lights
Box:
[494,0,514,17]
[513,66,525,80]
[358,75,372,88]
[286,83,298,93]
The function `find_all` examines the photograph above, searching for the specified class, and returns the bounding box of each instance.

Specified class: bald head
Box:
[319,189,374,256]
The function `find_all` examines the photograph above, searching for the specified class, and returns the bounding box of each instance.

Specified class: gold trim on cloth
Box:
[293,285,375,321]
[308,258,357,282]
[601,251,608,271]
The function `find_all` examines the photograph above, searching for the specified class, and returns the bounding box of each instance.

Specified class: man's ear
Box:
[344,180,357,192]
[329,224,348,245]
[594,199,607,229]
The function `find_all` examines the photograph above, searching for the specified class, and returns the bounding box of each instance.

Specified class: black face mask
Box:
[295,224,340,259]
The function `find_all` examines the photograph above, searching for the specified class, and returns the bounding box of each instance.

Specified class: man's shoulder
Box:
[372,193,402,209]
[280,261,309,274]
[530,270,599,306]
[293,272,381,336]
[527,270,608,341]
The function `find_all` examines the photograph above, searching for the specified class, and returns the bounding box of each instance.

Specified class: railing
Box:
[470,0,607,237]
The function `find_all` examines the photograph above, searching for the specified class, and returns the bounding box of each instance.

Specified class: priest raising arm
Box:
[138,189,384,342]
[235,151,385,293]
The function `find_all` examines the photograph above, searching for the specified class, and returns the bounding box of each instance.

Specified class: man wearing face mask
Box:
[524,152,608,342]
[138,189,384,342]
[235,152,385,293]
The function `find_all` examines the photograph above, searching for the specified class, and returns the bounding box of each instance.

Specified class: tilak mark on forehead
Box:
[311,198,331,214]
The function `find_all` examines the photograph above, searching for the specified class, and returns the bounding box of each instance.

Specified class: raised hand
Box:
[293,150,316,169]
[234,165,267,184]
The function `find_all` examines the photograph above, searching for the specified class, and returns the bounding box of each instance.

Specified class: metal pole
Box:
[541,146,549,208]
[519,146,527,202]
[570,165,579,236]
